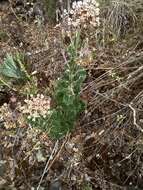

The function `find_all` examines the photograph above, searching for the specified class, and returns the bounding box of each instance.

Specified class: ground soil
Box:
[0,1,143,190]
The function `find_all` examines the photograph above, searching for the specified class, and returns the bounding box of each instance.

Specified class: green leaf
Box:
[0,53,29,82]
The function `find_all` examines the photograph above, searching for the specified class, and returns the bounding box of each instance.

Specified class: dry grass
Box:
[79,47,143,188]
[101,0,137,39]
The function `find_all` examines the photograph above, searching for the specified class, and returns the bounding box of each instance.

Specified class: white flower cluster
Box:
[20,94,51,121]
[62,0,100,29]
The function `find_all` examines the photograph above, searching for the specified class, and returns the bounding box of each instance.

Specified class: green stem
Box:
[0,77,16,91]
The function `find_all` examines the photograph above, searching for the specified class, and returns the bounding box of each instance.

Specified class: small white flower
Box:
[40,94,44,99]
[96,17,100,26]
[28,115,32,120]
[37,94,40,98]
[95,8,100,16]
[70,9,74,15]
[68,17,72,22]
[95,1,99,7]
[63,9,68,14]
[83,0,90,4]
[77,1,83,8]
[72,1,77,9]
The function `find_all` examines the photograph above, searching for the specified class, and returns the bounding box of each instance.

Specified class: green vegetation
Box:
[0,53,30,81]
[27,33,86,139]
[0,53,38,95]
[0,53,30,89]
[83,183,93,190]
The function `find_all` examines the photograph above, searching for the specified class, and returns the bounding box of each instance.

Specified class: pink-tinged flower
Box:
[20,94,51,120]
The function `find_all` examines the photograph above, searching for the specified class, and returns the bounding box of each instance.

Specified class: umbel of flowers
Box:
[61,0,100,30]
[19,94,51,121]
